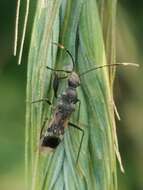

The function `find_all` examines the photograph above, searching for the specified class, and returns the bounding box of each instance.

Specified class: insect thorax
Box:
[68,72,80,88]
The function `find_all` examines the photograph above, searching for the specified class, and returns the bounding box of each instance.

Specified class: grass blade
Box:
[25,0,122,189]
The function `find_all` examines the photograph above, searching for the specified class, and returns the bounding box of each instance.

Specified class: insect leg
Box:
[53,73,68,98]
[68,122,84,164]
[32,98,52,105]
[47,66,68,98]
[76,99,81,124]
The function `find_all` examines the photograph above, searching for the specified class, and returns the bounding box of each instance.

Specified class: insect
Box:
[33,43,83,163]
[32,43,138,163]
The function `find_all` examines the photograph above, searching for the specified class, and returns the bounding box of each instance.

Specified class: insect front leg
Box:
[46,66,68,98]
[68,122,84,164]
[53,72,68,98]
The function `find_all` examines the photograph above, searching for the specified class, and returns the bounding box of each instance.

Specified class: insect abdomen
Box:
[41,136,61,149]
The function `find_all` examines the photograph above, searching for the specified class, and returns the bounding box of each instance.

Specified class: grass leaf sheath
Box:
[24,0,120,189]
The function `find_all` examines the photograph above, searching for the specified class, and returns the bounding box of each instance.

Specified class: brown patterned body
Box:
[41,72,80,149]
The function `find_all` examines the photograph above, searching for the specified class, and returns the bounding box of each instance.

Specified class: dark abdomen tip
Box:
[41,136,61,149]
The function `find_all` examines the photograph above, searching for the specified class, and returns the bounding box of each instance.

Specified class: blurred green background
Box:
[0,1,25,189]
[0,1,142,190]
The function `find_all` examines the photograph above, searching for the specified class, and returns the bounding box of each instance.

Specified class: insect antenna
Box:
[79,63,139,77]
[52,42,75,71]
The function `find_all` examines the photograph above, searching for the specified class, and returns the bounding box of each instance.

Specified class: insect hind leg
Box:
[68,122,84,164]
[76,99,81,124]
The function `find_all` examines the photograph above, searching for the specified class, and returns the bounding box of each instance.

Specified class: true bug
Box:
[33,43,84,162]
[32,43,138,163]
